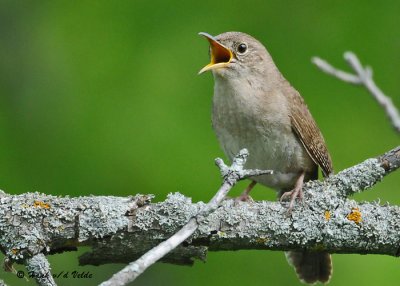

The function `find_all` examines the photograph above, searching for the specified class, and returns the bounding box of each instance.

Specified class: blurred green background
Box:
[0,0,399,285]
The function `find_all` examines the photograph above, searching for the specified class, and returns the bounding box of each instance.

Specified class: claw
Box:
[235,194,254,204]
[235,181,256,203]
[279,172,305,212]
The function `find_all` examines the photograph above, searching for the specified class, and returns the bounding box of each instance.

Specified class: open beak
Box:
[198,32,233,74]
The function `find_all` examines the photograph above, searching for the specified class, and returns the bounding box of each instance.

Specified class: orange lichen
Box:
[324,210,331,221]
[33,200,50,209]
[255,237,268,244]
[347,207,362,224]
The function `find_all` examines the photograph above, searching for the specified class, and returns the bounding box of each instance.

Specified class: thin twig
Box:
[100,149,272,286]
[312,52,400,132]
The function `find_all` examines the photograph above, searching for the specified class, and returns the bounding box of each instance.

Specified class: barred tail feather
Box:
[285,251,332,284]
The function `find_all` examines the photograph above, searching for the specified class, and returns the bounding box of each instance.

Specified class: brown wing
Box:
[289,91,333,177]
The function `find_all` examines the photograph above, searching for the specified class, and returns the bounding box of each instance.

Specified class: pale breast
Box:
[211,76,315,190]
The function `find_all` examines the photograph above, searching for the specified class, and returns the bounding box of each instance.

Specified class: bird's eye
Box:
[237,43,247,54]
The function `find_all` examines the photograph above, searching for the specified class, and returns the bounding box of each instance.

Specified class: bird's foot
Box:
[234,181,256,204]
[279,172,305,213]
[235,193,254,203]
[279,187,303,213]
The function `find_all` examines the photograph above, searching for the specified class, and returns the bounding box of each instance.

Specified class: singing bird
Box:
[199,31,333,284]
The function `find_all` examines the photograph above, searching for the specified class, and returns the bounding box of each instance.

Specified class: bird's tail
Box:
[285,251,332,284]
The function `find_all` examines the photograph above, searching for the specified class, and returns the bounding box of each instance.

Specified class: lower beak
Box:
[198,32,233,74]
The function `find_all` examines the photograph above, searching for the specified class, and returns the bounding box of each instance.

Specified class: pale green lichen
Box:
[0,152,397,270]
[0,193,149,262]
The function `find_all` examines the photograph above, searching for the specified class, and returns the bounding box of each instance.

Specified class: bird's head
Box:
[198,31,273,78]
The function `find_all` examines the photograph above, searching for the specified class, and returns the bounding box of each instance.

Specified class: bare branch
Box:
[100,149,272,286]
[312,57,361,84]
[312,52,400,132]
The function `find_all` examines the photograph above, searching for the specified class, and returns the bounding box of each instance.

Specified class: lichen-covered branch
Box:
[25,254,56,286]
[0,146,398,284]
[312,52,400,132]
[100,149,273,286]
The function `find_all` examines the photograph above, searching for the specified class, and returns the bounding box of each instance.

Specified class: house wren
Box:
[199,31,333,284]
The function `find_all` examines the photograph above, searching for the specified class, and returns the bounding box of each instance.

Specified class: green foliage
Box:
[0,1,399,285]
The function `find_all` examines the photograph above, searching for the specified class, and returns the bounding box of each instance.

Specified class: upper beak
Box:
[198,32,233,74]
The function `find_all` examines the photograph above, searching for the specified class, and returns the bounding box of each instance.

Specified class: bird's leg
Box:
[279,172,305,211]
[236,180,257,202]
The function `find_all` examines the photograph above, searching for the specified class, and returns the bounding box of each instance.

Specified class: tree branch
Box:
[312,52,400,132]
[100,149,272,286]
[0,146,398,285]
[25,254,56,286]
